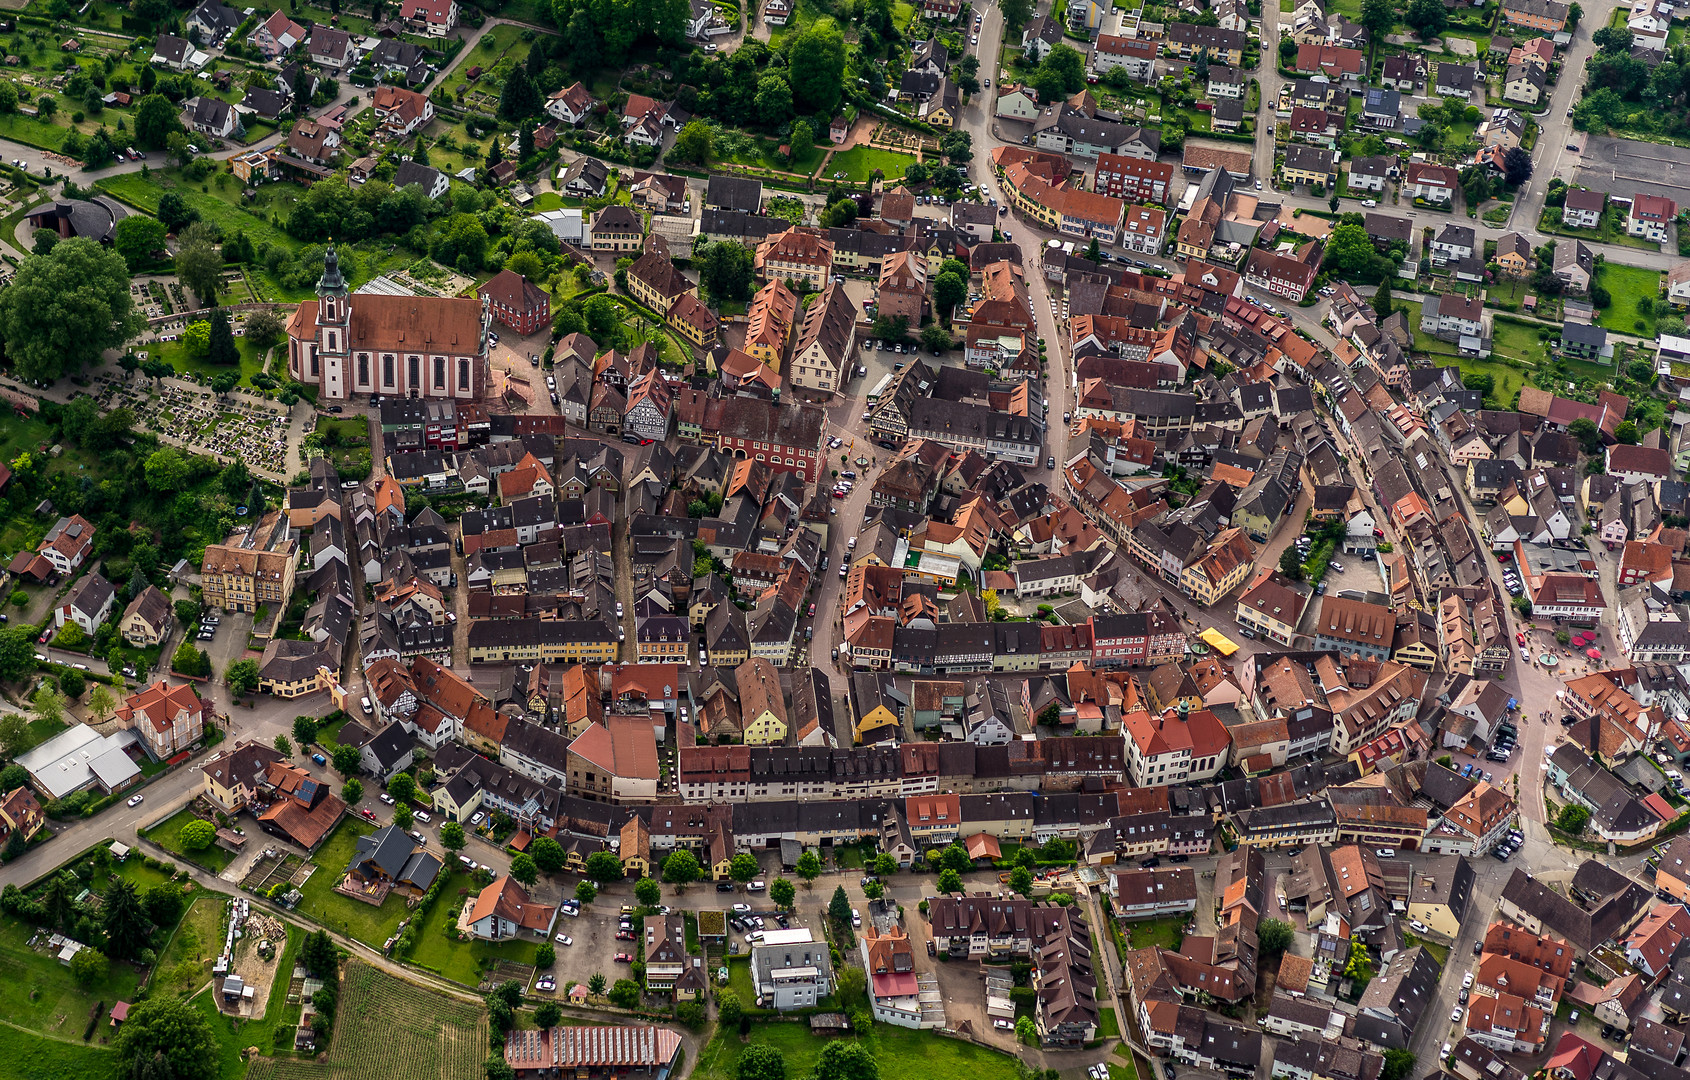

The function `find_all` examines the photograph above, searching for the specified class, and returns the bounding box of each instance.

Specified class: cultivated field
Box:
[244,961,489,1080]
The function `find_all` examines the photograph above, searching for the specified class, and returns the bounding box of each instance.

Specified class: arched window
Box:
[383,354,395,387]
[357,354,369,386]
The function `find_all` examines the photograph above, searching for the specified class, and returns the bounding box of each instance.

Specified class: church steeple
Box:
[317,243,346,296]
[316,243,348,328]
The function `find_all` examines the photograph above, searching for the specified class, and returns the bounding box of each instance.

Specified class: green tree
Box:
[1615,420,1640,444]
[695,240,756,305]
[498,68,541,120]
[0,237,141,382]
[57,668,83,700]
[671,120,714,164]
[31,228,56,256]
[132,92,183,149]
[1015,1015,1037,1045]
[609,978,641,1009]
[940,843,973,873]
[535,944,557,970]
[828,885,851,925]
[1373,278,1394,319]
[274,734,292,757]
[937,868,962,893]
[206,307,238,366]
[755,72,793,125]
[932,271,967,324]
[787,19,846,114]
[871,852,898,876]
[795,849,822,885]
[635,876,662,906]
[1042,43,1086,94]
[789,119,814,162]
[716,987,743,1025]
[662,849,701,887]
[529,834,563,870]
[589,972,609,998]
[386,772,417,805]
[179,819,216,852]
[115,993,219,1080]
[32,685,64,728]
[813,1040,879,1080]
[70,946,108,986]
[175,221,224,308]
[738,1044,788,1080]
[292,715,318,746]
[101,878,152,960]
[0,714,26,758]
[587,849,625,883]
[1568,416,1602,454]
[1009,866,1034,894]
[342,778,363,804]
[576,880,597,903]
[1001,0,1033,28]
[730,851,760,884]
[143,882,185,927]
[919,322,953,353]
[1404,0,1445,38]
[1258,917,1294,956]
[181,320,211,358]
[301,928,338,978]
[331,743,362,776]
[144,446,188,494]
[1323,222,1376,277]
[1278,546,1306,581]
[156,191,199,233]
[441,820,467,854]
[1359,0,1395,53]
[509,854,538,886]
[1556,803,1591,833]
[225,659,260,696]
[769,876,795,909]
[1385,1050,1417,1080]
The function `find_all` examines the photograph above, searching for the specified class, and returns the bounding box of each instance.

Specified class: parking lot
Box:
[1573,135,1690,207]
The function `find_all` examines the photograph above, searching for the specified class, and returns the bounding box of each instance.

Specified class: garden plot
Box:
[215,905,291,1020]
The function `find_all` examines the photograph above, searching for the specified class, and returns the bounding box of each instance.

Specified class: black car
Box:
[716,881,736,892]
[1139,856,1160,868]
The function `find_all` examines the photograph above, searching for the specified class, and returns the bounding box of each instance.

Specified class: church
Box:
[286,247,492,401]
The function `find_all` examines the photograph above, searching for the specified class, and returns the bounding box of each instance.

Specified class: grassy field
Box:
[0,913,142,1041]
[406,869,542,986]
[244,961,489,1080]
[439,23,536,101]
[1489,316,1553,367]
[1397,299,1529,406]
[1098,1006,1120,1039]
[0,1022,115,1080]
[153,893,228,997]
[191,920,304,1080]
[1595,262,1664,336]
[293,819,408,948]
[1539,203,1663,251]
[698,1020,1023,1080]
[149,334,272,389]
[825,145,919,183]
[1120,915,1185,950]
[143,808,237,873]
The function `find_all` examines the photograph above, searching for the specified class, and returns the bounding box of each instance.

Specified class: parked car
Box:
[126,794,144,807]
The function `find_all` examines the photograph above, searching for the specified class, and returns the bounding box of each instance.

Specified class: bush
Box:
[177,819,216,852]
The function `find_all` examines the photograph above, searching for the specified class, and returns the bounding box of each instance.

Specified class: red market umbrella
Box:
[1586,647,1603,660]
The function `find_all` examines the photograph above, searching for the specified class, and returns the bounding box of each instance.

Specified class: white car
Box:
[1451,1006,1464,1023]
[126,794,144,807]
[1361,198,1378,207]
[733,903,752,913]
[1441,1044,1452,1060]
[554,933,574,945]
[1463,971,1475,989]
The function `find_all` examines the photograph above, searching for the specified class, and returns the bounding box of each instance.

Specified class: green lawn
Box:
[1397,299,1529,406]
[1489,315,1553,367]
[439,23,535,102]
[725,136,828,177]
[1539,203,1663,252]
[0,1022,114,1080]
[697,1020,1023,1080]
[143,808,237,873]
[153,893,228,997]
[190,920,304,1079]
[405,869,542,986]
[1098,1006,1120,1039]
[825,145,919,184]
[1595,262,1664,336]
[1120,915,1185,950]
[725,954,756,1005]
[293,819,408,948]
[148,334,272,390]
[0,912,142,1041]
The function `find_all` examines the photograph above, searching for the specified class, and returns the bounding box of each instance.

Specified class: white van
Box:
[360,695,373,714]
[413,810,432,823]
[749,879,766,892]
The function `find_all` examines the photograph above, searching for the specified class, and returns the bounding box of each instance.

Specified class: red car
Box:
[616,930,636,940]
[808,603,817,617]
[615,952,633,963]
